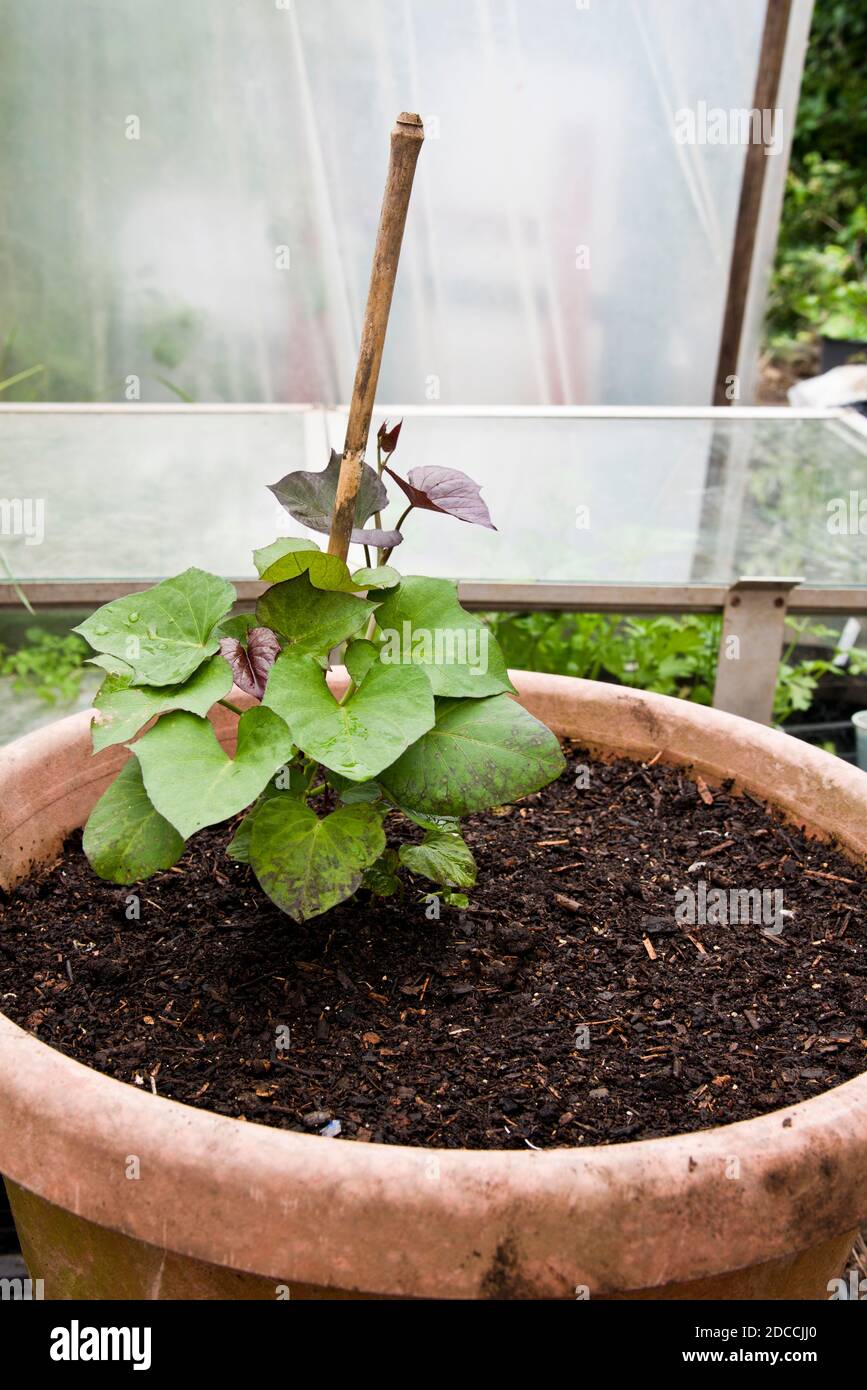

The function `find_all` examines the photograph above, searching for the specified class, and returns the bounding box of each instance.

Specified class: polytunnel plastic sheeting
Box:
[0,0,790,407]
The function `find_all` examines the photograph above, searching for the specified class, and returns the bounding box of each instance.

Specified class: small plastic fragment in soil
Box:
[302,1110,331,1128]
[320,1119,342,1138]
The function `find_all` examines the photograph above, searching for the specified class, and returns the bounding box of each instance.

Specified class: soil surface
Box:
[2,744,866,1150]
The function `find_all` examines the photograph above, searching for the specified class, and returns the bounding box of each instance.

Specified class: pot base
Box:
[7,1179,854,1301]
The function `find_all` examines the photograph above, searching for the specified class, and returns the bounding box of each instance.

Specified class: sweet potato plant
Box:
[76,424,565,921]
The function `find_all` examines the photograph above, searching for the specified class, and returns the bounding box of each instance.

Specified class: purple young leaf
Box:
[352,526,403,549]
[219,626,280,699]
[377,418,403,456]
[382,464,496,530]
[269,450,388,536]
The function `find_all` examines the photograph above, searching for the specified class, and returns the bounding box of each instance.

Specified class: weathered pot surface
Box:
[1,670,866,1300]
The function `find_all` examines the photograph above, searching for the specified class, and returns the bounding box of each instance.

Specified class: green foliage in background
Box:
[7,606,865,731]
[767,1,867,348]
[793,2,867,164]
[486,611,867,729]
[0,627,89,703]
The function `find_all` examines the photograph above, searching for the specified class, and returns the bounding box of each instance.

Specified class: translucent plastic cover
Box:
[0,0,800,406]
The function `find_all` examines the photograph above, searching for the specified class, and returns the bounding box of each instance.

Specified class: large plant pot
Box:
[1,671,866,1300]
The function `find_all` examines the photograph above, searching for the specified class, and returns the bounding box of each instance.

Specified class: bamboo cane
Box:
[327,112,424,561]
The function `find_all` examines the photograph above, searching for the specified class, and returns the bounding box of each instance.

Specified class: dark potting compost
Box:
[2,744,866,1150]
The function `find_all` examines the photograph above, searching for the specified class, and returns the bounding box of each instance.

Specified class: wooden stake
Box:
[327,113,425,560]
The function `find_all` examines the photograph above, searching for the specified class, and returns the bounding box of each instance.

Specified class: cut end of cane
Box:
[394,112,424,140]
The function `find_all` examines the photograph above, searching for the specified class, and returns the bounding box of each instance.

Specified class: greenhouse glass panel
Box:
[1,407,865,591]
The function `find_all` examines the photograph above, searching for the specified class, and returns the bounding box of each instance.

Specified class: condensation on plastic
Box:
[0,0,802,406]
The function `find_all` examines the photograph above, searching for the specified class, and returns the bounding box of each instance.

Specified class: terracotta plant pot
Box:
[1,671,866,1300]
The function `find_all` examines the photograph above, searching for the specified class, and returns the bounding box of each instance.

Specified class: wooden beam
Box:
[6,579,867,617]
[713,0,795,405]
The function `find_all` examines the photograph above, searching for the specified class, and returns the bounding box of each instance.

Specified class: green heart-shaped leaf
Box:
[133,706,295,837]
[87,653,134,677]
[91,654,233,752]
[226,773,301,863]
[374,576,514,697]
[256,572,376,661]
[381,694,565,815]
[83,759,185,884]
[261,548,356,591]
[327,771,383,804]
[226,812,255,864]
[253,536,320,578]
[250,798,385,922]
[399,829,477,888]
[396,805,460,834]
[254,538,400,594]
[349,566,401,590]
[214,614,257,642]
[264,654,435,781]
[363,848,401,897]
[74,568,236,687]
[344,639,379,686]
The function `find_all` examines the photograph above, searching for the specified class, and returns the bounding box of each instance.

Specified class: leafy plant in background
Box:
[773,618,867,724]
[771,238,867,346]
[591,616,720,705]
[486,610,867,728]
[767,0,867,351]
[487,612,721,703]
[5,602,859,733]
[74,423,564,920]
[769,155,867,346]
[0,628,89,703]
[794,1,867,167]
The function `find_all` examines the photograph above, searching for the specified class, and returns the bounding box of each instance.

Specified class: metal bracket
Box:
[712,577,804,725]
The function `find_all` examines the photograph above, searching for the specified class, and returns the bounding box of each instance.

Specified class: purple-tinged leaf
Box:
[219,626,281,699]
[269,450,388,539]
[352,526,403,549]
[377,418,403,455]
[383,465,496,530]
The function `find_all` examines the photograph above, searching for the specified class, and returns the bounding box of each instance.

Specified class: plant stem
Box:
[219,698,244,716]
[0,549,34,614]
[374,440,384,569]
[381,504,413,565]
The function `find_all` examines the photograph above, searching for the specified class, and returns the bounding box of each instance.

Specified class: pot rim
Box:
[1,672,866,1298]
